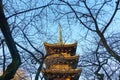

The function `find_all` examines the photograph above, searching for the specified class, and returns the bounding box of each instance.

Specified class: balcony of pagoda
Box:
[44,54,79,69]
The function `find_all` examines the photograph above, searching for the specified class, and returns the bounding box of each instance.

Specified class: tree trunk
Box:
[0,1,21,80]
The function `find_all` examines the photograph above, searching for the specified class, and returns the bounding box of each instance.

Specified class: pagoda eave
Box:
[45,54,79,60]
[42,68,82,80]
[44,42,77,47]
[42,68,82,74]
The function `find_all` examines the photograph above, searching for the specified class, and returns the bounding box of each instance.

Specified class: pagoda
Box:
[42,26,82,80]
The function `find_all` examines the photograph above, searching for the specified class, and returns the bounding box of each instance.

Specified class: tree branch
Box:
[60,0,96,32]
[83,0,99,31]
[7,2,53,19]
[15,42,42,64]
[102,0,119,34]
[97,31,120,62]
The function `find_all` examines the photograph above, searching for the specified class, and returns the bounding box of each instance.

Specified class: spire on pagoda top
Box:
[58,24,63,44]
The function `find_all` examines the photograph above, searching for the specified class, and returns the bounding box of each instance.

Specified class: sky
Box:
[0,0,120,80]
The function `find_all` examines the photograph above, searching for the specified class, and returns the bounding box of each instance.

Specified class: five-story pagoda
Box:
[42,26,82,80]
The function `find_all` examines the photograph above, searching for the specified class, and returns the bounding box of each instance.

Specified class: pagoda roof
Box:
[45,53,79,60]
[42,68,82,74]
[42,68,82,80]
[44,42,77,47]
[44,42,77,56]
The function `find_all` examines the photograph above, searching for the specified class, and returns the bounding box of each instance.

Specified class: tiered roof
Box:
[44,42,77,56]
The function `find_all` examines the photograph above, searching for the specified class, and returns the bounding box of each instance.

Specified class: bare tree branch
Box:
[102,0,120,34]
[7,2,53,19]
[60,0,96,32]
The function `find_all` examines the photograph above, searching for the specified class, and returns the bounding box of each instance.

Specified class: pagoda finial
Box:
[58,24,63,44]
